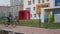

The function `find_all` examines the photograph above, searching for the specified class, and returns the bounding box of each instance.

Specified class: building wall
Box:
[41,0,60,23]
[0,0,23,18]
[50,0,55,7]
[10,0,23,6]
[24,0,39,19]
[24,0,60,22]
[0,7,10,18]
[7,6,23,18]
[24,0,55,19]
[10,0,23,17]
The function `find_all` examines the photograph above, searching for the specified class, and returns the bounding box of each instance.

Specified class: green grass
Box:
[0,19,60,29]
[16,20,60,29]
[40,23,60,29]
[48,23,60,29]
[16,20,40,27]
[0,19,4,24]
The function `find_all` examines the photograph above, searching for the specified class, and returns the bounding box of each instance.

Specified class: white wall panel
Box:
[54,14,60,23]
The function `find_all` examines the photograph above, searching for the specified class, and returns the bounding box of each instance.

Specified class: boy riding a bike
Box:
[7,12,13,25]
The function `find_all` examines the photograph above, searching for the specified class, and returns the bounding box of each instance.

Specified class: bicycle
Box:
[3,17,17,28]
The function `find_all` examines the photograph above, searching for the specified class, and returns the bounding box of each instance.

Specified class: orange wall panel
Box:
[36,3,50,14]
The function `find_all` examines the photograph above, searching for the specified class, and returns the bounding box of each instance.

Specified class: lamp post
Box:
[38,13,41,27]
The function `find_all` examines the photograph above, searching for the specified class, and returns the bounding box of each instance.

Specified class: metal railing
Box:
[0,18,60,29]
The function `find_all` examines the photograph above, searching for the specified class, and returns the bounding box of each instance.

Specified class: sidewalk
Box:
[0,24,60,34]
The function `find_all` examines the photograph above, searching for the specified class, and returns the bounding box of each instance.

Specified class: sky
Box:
[0,0,10,6]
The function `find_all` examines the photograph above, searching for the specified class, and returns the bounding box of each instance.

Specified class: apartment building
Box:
[24,0,39,19]
[0,0,23,18]
[10,0,23,17]
[24,0,53,19]
[40,0,60,23]
[24,0,60,23]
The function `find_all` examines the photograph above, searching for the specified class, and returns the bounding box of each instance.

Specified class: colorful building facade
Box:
[24,0,54,19]
[41,0,60,23]
[24,0,60,23]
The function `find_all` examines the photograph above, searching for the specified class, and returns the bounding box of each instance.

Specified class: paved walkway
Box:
[0,24,60,34]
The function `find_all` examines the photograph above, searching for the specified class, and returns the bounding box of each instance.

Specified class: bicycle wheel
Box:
[11,20,16,28]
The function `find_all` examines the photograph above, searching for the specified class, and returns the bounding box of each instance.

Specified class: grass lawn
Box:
[16,20,60,29]
[16,20,40,27]
[0,19,60,29]
[41,23,60,29]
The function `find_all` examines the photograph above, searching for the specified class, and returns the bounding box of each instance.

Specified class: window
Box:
[42,0,44,3]
[33,0,35,4]
[57,3,60,6]
[26,8,31,11]
[33,7,35,10]
[38,0,40,3]
[28,1,31,5]
[34,14,36,17]
[47,0,49,1]
[47,5,48,7]
[30,14,32,17]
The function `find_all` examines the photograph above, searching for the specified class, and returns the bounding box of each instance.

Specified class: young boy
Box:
[7,13,13,25]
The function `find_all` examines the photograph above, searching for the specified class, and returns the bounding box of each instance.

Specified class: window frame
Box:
[42,0,44,3]
[30,14,32,17]
[26,8,31,11]
[47,0,49,1]
[33,0,35,4]
[38,0,40,3]
[33,7,35,11]
[34,14,36,17]
[28,1,31,5]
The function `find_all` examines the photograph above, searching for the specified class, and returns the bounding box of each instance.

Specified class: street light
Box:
[38,13,41,27]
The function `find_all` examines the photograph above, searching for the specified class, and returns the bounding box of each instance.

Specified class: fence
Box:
[0,17,60,29]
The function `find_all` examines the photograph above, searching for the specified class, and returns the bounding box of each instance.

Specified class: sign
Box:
[55,0,60,6]
[53,0,60,14]
[52,11,60,14]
